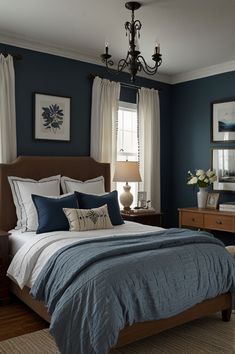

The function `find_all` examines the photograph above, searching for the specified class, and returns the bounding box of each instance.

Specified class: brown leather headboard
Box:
[0,156,110,231]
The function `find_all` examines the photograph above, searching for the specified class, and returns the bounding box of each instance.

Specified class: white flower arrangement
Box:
[187,169,217,188]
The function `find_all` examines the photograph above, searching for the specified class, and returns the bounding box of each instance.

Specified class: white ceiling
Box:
[0,0,235,83]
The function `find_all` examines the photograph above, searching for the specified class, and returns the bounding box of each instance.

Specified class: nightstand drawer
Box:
[181,212,203,228]
[204,214,234,231]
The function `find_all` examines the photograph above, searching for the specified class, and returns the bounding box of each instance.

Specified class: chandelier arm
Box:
[102,54,129,76]
[134,20,141,31]
[137,55,161,75]
[103,65,122,76]
[125,21,132,32]
[117,52,130,72]
[117,59,128,72]
[101,59,114,66]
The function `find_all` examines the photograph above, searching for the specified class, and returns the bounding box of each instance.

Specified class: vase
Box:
[197,187,208,209]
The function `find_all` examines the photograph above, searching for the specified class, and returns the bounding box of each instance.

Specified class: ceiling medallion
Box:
[100,1,162,82]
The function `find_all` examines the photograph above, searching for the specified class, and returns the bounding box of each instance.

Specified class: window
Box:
[116,101,138,207]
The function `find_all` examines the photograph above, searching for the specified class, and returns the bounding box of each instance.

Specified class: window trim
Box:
[119,101,137,112]
[117,101,139,207]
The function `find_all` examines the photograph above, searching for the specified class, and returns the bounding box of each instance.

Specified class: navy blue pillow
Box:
[32,194,78,234]
[75,190,124,226]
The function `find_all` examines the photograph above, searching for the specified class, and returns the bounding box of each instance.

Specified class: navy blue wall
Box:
[2,43,235,238]
[171,71,235,244]
[0,43,172,226]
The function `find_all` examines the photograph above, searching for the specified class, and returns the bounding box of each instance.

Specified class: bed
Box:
[1,156,234,354]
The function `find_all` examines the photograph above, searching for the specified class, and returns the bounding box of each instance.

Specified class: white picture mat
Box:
[213,101,235,141]
[35,93,70,141]
[213,149,235,191]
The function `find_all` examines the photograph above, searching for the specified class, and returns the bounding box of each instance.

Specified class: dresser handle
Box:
[216,220,222,225]
[192,218,195,222]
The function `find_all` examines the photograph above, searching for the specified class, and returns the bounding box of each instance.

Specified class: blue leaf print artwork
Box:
[42,104,64,134]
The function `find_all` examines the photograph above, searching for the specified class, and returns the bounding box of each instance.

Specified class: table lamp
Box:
[113,161,142,211]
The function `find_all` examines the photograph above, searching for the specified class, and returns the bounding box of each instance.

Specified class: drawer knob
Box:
[216,220,222,225]
[192,218,195,222]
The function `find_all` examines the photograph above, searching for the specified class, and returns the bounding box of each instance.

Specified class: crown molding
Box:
[171,60,235,84]
[0,32,171,84]
[1,32,235,85]
[0,32,103,66]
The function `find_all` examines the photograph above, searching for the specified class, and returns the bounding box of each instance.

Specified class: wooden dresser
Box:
[178,207,235,233]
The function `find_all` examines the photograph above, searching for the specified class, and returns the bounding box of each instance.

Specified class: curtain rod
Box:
[1,53,22,60]
[88,74,162,92]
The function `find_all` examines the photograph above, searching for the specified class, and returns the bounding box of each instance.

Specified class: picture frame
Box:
[212,148,235,192]
[34,93,71,141]
[206,192,219,209]
[211,98,235,142]
[138,191,147,208]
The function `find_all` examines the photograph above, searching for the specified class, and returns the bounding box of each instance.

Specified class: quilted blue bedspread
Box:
[31,228,235,354]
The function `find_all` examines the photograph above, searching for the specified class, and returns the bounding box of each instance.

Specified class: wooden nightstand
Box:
[121,211,162,227]
[0,230,10,304]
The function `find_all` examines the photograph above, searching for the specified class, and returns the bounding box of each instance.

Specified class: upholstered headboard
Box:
[0,156,110,231]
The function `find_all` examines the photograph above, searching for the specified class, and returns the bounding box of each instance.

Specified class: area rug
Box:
[0,314,234,354]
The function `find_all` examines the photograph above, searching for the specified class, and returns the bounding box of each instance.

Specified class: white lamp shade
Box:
[113,161,142,182]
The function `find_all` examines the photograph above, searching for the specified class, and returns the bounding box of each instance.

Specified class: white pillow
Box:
[61,176,105,195]
[8,175,61,231]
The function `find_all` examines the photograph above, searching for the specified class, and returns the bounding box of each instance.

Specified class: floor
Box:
[0,297,48,341]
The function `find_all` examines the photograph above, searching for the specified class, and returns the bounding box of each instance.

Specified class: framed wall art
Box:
[34,93,71,141]
[211,98,235,142]
[212,148,235,191]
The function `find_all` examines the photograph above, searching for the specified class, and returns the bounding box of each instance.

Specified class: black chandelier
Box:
[100,1,162,82]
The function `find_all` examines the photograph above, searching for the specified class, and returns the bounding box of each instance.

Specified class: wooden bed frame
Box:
[1,155,232,352]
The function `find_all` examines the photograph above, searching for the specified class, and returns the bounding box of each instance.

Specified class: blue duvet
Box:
[31,228,235,354]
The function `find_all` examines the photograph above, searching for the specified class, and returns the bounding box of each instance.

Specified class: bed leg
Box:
[222,308,232,322]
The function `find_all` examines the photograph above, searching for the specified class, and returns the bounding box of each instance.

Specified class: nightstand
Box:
[0,230,10,304]
[121,211,162,227]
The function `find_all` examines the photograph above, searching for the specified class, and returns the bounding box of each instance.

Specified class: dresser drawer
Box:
[181,212,204,228]
[204,214,234,232]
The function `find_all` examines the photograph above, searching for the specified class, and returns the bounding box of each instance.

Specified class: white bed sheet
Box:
[9,229,36,256]
[7,221,164,289]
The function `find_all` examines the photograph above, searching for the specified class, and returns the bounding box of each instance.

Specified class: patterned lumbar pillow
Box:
[63,204,113,231]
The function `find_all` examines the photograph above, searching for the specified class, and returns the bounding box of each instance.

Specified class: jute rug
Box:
[0,314,234,354]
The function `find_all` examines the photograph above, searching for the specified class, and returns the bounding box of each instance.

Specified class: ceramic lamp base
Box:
[120,183,133,211]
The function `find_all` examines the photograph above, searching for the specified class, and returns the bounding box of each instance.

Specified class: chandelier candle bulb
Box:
[155,44,160,54]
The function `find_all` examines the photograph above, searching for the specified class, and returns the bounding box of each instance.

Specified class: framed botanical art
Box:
[34,93,71,141]
[212,148,235,191]
[211,98,235,142]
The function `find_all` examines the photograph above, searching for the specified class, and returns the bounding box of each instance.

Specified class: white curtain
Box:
[90,76,120,181]
[138,87,161,212]
[0,54,17,163]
